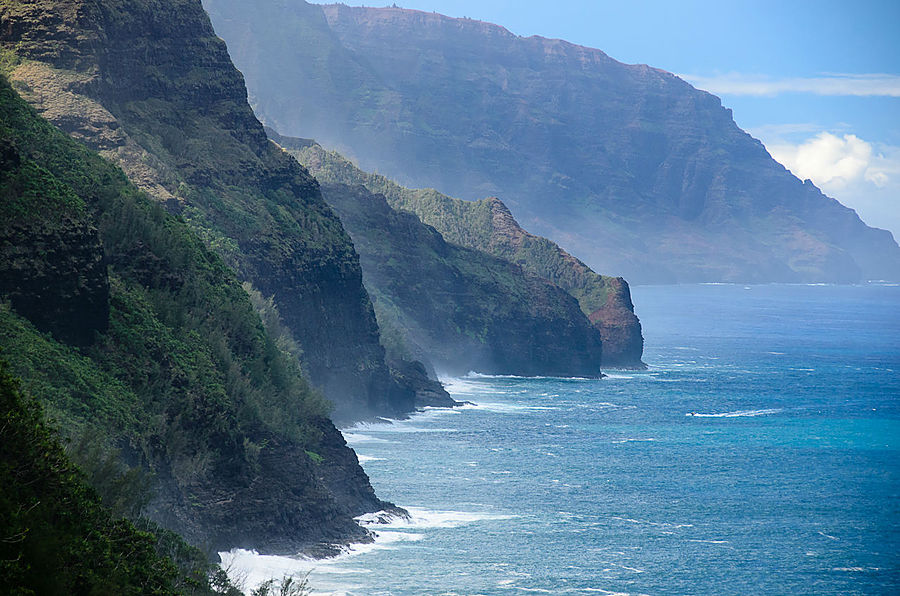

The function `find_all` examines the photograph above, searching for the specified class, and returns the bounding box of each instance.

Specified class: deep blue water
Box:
[225,284,900,595]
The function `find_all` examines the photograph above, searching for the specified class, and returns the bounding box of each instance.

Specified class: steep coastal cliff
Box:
[322,182,605,377]
[0,75,391,555]
[0,0,421,421]
[205,0,900,284]
[274,134,643,368]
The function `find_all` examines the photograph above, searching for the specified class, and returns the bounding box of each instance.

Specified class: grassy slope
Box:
[0,355,245,596]
[0,75,377,553]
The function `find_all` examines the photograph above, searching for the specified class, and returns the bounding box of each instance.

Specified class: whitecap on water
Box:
[439,375,509,396]
[343,420,457,434]
[686,408,783,418]
[340,432,393,444]
[341,409,461,438]
[610,516,693,529]
[354,454,383,463]
[459,401,560,414]
[357,506,516,529]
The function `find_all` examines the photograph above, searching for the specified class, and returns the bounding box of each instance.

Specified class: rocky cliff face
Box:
[321,182,604,377]
[276,134,644,368]
[205,0,900,284]
[0,74,392,555]
[0,138,108,346]
[477,198,644,368]
[0,0,414,421]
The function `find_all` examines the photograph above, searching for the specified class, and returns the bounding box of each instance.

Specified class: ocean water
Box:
[223,284,900,595]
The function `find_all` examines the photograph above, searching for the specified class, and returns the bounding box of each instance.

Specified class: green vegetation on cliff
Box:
[0,357,244,595]
[320,182,604,376]
[0,75,383,554]
[273,133,643,367]
[0,0,415,420]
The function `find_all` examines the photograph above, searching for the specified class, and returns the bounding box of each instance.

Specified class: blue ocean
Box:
[224,284,900,595]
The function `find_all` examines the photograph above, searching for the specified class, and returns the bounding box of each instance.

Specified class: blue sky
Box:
[312,1,900,237]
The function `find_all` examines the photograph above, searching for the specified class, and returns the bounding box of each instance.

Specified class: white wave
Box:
[439,376,509,396]
[356,506,515,529]
[611,516,693,529]
[687,539,731,544]
[604,374,634,380]
[464,371,592,381]
[354,454,383,463]
[343,420,457,434]
[341,408,462,440]
[219,526,426,595]
[341,433,393,444]
[686,408,783,418]
[460,401,559,414]
[611,563,645,574]
[611,438,656,444]
[418,405,462,415]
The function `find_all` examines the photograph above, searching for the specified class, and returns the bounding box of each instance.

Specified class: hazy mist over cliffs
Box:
[204,0,900,284]
[1,1,898,594]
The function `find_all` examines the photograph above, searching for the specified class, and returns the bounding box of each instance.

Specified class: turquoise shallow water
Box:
[224,284,900,595]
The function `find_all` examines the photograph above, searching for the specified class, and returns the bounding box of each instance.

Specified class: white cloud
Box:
[679,73,900,97]
[767,132,871,188]
[759,131,900,239]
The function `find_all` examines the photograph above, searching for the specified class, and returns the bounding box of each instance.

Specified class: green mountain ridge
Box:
[319,181,605,377]
[270,131,643,368]
[204,0,900,284]
[0,72,389,558]
[0,0,429,422]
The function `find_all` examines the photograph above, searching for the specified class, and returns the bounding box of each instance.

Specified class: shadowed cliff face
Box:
[0,137,109,346]
[0,0,415,421]
[204,0,900,284]
[0,75,393,555]
[274,133,644,368]
[321,182,605,377]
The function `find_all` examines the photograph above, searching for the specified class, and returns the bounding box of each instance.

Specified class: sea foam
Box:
[686,408,783,418]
